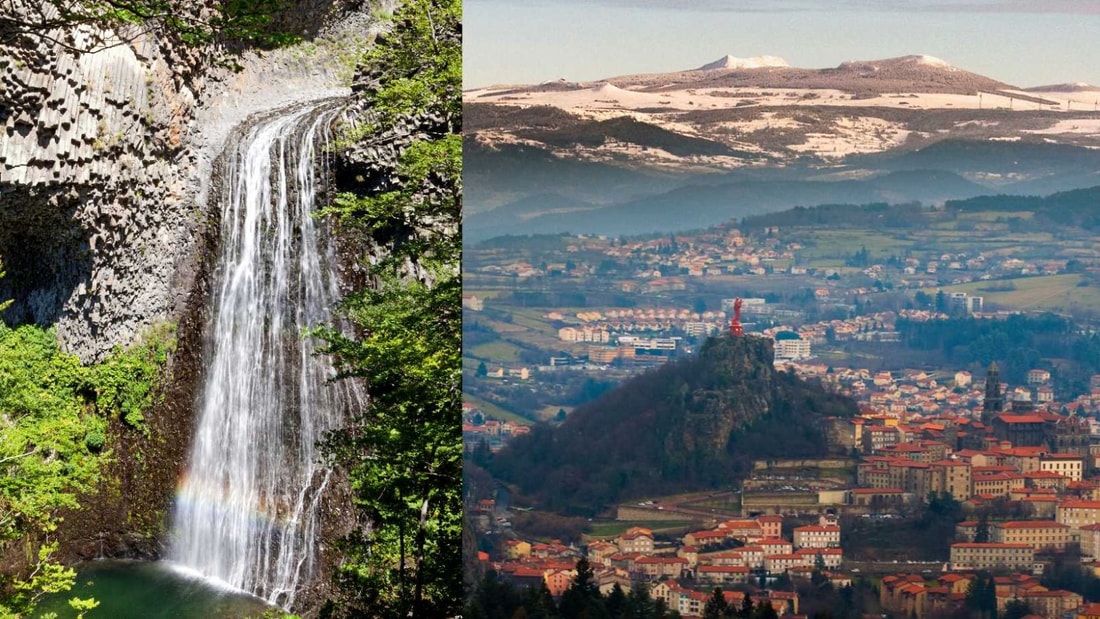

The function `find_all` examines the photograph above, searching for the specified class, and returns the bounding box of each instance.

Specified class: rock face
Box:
[0,3,376,609]
[1,18,211,362]
[0,2,361,362]
[332,69,455,288]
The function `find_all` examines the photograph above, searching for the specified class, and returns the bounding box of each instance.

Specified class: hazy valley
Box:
[465,54,1100,242]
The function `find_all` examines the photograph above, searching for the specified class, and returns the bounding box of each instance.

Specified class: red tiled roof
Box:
[1059,500,1100,509]
[996,414,1045,424]
[698,565,750,573]
[996,520,1067,529]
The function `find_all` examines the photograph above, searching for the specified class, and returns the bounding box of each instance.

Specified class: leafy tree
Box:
[313,0,461,616]
[2,0,298,53]
[703,588,730,619]
[0,264,169,616]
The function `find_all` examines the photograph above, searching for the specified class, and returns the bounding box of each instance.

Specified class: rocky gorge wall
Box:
[1,18,209,362]
[0,0,387,599]
[0,1,371,361]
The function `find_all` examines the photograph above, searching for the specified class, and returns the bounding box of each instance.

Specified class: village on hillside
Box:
[472,361,1100,618]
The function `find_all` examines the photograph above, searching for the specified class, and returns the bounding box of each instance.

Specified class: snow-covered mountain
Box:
[466,54,1100,172]
[696,55,789,71]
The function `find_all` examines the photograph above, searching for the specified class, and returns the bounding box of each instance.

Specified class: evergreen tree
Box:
[964,575,997,619]
[625,581,658,619]
[606,583,627,618]
[703,588,729,619]
[560,557,606,619]
[750,600,778,619]
[1002,599,1031,619]
[521,583,559,619]
[738,593,753,619]
[974,516,990,543]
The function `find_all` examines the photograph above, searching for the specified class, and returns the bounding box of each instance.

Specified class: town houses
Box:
[478,361,1100,618]
[487,518,825,619]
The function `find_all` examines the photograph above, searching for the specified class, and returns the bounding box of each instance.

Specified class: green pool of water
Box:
[35,560,279,619]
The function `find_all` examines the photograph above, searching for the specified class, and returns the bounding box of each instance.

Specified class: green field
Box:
[586,520,694,538]
[537,405,572,421]
[468,339,524,363]
[463,393,531,425]
[929,274,1100,314]
[797,229,914,261]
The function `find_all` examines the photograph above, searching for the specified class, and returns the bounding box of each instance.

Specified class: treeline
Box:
[739,183,1100,233]
[467,559,886,619]
[466,565,683,619]
[741,202,929,230]
[945,185,1100,231]
[896,313,1100,394]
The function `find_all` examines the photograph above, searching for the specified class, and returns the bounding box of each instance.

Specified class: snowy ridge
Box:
[697,55,789,71]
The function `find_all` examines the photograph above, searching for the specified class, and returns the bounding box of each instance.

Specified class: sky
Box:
[464,0,1100,90]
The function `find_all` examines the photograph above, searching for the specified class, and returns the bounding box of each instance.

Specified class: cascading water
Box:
[171,99,358,609]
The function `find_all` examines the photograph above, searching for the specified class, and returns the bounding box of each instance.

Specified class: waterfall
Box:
[171,100,357,609]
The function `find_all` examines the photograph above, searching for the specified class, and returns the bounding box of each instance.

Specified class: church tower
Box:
[982,362,1003,425]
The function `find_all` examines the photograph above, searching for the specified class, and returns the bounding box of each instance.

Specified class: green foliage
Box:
[6,0,301,51]
[318,267,461,616]
[964,575,997,619]
[0,325,105,537]
[465,567,682,619]
[355,0,461,131]
[85,323,176,431]
[703,587,730,619]
[314,1,461,616]
[323,133,461,271]
[0,319,171,614]
[0,542,95,619]
[488,335,857,514]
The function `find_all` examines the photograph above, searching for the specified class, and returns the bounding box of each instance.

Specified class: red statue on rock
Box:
[729,297,743,337]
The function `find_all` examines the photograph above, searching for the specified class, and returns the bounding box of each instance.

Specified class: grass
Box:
[684,496,741,514]
[587,520,694,538]
[957,210,1035,222]
[463,288,505,299]
[463,393,532,425]
[537,405,571,421]
[928,273,1100,313]
[468,339,524,363]
[797,229,913,261]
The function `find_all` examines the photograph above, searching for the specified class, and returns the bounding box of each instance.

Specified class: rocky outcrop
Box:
[0,2,381,607]
[1,19,207,361]
[489,334,859,514]
[0,2,367,362]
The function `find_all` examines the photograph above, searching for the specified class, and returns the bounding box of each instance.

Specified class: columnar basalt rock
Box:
[1,16,209,362]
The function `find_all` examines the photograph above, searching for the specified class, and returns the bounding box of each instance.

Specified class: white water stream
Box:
[171,100,357,609]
